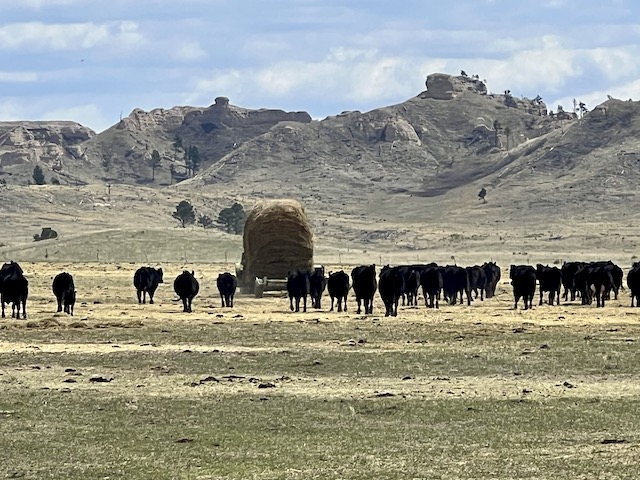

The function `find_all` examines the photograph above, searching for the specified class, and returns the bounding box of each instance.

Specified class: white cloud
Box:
[0,71,37,82]
[170,41,207,62]
[0,21,143,52]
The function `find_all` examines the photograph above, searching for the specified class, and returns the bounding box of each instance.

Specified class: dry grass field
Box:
[1,261,640,479]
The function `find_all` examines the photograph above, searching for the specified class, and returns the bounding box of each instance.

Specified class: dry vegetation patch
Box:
[1,262,640,478]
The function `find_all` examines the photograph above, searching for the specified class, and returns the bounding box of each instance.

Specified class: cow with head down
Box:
[1,261,28,319]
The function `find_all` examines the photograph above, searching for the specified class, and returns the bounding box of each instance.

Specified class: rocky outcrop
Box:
[382,118,421,145]
[0,122,94,168]
[421,73,487,100]
[116,106,196,132]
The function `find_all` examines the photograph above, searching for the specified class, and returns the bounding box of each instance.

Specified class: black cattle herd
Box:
[0,259,639,319]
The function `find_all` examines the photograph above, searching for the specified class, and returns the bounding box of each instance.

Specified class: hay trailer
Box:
[237,199,314,297]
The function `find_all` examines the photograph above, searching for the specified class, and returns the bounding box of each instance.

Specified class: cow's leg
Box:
[149,292,154,304]
[342,296,347,312]
[1,296,4,318]
[57,295,63,312]
[356,298,362,314]
[539,290,544,306]
[289,295,295,312]
[514,294,520,310]
[302,295,307,313]
[137,289,142,304]
[220,294,225,308]
[21,298,26,319]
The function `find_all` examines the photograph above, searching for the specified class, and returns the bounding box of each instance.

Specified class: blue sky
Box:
[0,0,637,132]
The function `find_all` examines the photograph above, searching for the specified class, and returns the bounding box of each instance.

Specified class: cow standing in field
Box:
[575,262,616,308]
[442,265,471,306]
[327,270,350,312]
[627,262,640,307]
[561,261,586,301]
[482,262,501,299]
[510,265,536,310]
[466,265,487,301]
[216,272,237,308]
[379,265,405,317]
[351,264,377,314]
[0,261,28,319]
[309,267,327,309]
[399,266,421,306]
[134,267,164,304]
[174,270,199,313]
[287,271,310,312]
[420,264,442,308]
[52,272,76,315]
[536,264,561,306]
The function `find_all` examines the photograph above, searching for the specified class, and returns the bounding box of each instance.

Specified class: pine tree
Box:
[218,202,247,234]
[492,120,502,148]
[172,200,196,228]
[149,149,161,181]
[32,165,45,185]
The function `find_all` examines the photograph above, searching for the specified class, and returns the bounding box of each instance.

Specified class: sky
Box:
[0,0,638,133]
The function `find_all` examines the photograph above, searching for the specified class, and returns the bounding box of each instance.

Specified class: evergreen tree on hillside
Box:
[32,165,45,185]
[149,149,161,181]
[172,200,196,228]
[218,202,247,234]
[492,120,502,148]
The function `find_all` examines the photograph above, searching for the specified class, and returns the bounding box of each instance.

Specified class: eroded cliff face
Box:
[0,122,95,171]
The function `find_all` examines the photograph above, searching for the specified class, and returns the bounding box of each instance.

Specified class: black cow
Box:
[174,270,199,313]
[561,261,586,301]
[134,267,164,304]
[442,265,471,306]
[592,261,623,300]
[351,265,377,314]
[327,270,350,312]
[482,262,501,299]
[398,266,421,306]
[379,265,405,317]
[420,264,442,308]
[510,265,536,310]
[575,262,616,308]
[0,261,28,319]
[627,262,640,307]
[466,266,487,301]
[536,264,561,306]
[309,267,327,309]
[52,272,75,315]
[287,271,310,312]
[216,272,237,307]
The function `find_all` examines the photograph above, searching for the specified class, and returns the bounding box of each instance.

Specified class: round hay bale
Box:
[240,199,313,288]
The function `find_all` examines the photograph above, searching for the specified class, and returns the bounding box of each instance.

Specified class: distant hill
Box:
[1,72,640,263]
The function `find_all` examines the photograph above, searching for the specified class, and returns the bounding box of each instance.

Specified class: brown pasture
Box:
[1,262,640,479]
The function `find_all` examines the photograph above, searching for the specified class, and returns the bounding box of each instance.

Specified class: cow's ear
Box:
[191,271,195,276]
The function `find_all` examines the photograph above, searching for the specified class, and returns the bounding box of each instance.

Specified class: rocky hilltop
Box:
[1,72,640,263]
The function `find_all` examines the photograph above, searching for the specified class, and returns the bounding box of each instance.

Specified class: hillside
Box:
[1,73,640,264]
